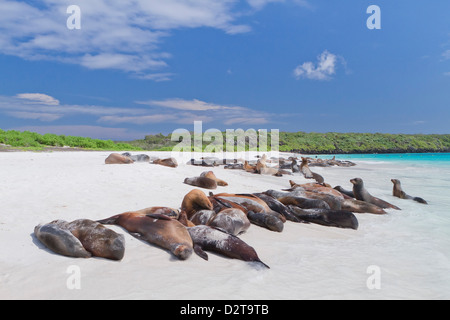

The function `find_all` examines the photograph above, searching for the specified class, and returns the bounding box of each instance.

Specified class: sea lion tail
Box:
[413,197,428,204]
[257,260,270,269]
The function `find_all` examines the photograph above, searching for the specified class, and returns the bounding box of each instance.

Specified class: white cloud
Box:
[294,50,339,81]
[1,93,280,129]
[16,93,60,106]
[247,0,310,10]
[0,0,254,78]
[137,98,246,111]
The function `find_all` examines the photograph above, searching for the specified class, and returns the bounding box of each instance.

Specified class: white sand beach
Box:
[1,151,449,300]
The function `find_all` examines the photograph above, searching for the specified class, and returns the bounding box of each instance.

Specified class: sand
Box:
[1,151,447,300]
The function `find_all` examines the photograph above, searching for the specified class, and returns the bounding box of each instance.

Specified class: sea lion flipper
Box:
[193,244,209,261]
[146,214,172,221]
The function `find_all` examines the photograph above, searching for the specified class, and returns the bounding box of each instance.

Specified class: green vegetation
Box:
[2,129,449,154]
[0,129,142,151]
[122,131,450,154]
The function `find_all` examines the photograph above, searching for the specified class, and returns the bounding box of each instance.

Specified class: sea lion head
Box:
[181,189,214,219]
[350,178,363,186]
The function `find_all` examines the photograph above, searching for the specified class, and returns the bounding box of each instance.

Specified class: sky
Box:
[0,0,449,140]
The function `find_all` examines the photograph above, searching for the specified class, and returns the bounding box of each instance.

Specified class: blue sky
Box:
[0,0,449,140]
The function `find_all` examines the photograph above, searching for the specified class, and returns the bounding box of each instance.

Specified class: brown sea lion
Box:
[188,225,269,268]
[300,157,325,184]
[153,157,178,168]
[105,153,134,165]
[351,178,401,210]
[391,179,428,204]
[34,219,125,260]
[97,212,193,260]
[200,171,228,186]
[184,176,217,190]
[244,161,257,173]
[181,189,214,220]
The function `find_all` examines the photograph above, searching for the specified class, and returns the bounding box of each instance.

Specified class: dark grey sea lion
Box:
[287,206,359,230]
[351,178,401,210]
[122,152,150,162]
[187,225,269,268]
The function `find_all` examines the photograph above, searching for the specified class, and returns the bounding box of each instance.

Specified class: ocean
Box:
[296,153,450,299]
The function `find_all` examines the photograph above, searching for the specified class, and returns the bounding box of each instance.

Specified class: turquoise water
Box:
[315,153,450,167]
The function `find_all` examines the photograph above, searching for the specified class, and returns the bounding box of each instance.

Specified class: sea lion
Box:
[244,161,257,173]
[181,189,214,220]
[105,153,134,165]
[34,221,92,259]
[287,206,359,230]
[184,176,217,190]
[224,163,244,170]
[291,159,300,173]
[122,152,150,163]
[34,219,125,260]
[188,225,269,268]
[97,212,193,260]
[300,157,325,184]
[208,208,251,236]
[200,171,228,186]
[391,179,428,204]
[351,178,401,210]
[153,157,178,168]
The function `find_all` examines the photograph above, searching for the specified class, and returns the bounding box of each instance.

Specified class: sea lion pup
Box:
[291,159,300,173]
[334,186,355,199]
[300,157,325,184]
[34,220,125,260]
[105,153,134,165]
[208,208,251,236]
[152,157,178,168]
[97,213,193,260]
[391,179,428,204]
[184,176,218,190]
[351,178,401,210]
[188,225,269,269]
[200,171,228,186]
[287,206,359,230]
[181,189,214,220]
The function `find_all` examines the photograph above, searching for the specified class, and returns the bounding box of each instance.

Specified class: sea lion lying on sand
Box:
[98,212,193,260]
[188,225,269,268]
[34,219,125,260]
[105,153,134,164]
